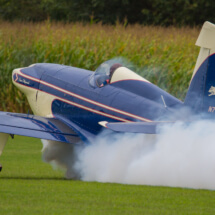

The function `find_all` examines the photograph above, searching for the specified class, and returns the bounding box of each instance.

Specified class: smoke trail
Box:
[42,139,81,179]
[42,120,215,190]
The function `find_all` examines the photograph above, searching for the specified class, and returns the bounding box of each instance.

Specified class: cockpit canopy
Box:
[89,59,150,88]
[89,59,123,88]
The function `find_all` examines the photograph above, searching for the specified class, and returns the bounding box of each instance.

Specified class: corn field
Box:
[0,21,200,112]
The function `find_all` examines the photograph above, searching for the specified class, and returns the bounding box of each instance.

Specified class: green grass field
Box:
[0,136,215,214]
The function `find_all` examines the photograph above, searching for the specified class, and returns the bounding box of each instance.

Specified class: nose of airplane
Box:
[12,64,42,94]
[12,68,23,87]
[12,68,29,96]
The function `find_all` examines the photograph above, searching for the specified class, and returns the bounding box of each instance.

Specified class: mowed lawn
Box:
[0,136,215,214]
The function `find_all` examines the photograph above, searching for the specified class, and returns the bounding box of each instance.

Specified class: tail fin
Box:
[184,21,215,115]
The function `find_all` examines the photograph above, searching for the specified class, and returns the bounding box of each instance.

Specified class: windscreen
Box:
[89,59,123,88]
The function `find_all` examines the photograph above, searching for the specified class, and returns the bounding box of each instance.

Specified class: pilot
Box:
[99,63,122,87]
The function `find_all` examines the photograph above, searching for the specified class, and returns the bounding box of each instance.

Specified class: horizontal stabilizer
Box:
[99,121,174,134]
[0,112,80,143]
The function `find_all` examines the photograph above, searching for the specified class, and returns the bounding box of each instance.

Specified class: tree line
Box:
[0,0,214,26]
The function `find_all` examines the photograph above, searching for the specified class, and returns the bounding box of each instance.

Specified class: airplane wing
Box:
[99,121,175,134]
[0,111,80,144]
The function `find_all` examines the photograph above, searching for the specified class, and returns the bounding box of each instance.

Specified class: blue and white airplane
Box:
[0,21,215,170]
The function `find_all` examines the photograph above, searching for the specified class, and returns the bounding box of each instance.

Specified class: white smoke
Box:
[42,139,80,179]
[42,120,215,190]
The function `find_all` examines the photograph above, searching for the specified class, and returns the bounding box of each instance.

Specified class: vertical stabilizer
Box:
[184,21,215,115]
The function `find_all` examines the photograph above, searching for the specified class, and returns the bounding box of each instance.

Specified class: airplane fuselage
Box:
[12,63,182,139]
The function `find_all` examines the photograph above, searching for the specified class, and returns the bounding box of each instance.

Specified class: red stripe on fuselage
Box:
[16,70,152,122]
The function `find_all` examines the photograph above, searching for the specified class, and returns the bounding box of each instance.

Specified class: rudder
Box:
[184,21,215,115]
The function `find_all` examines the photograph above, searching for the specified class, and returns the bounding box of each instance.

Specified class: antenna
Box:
[161,95,167,109]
